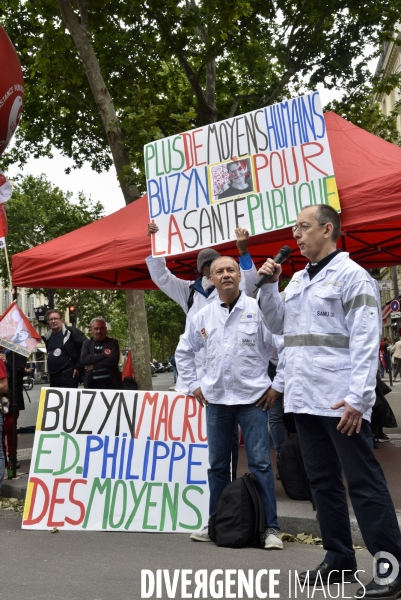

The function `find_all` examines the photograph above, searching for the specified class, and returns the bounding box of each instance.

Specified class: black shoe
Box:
[356,578,401,599]
[298,562,358,585]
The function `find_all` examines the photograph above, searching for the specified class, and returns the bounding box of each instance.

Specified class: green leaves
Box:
[2,0,401,185]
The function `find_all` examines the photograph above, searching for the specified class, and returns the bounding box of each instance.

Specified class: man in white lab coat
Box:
[176,256,283,550]
[146,224,257,394]
[257,204,401,597]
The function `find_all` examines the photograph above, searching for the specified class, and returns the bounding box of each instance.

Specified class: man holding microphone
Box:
[257,203,401,598]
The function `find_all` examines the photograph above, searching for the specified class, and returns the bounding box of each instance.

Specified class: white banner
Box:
[23,388,209,532]
[145,91,340,257]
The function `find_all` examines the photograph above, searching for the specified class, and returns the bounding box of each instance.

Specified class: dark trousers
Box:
[2,411,19,458]
[49,367,79,389]
[295,414,401,570]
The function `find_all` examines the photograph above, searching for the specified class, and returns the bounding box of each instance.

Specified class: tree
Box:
[325,69,401,146]
[1,0,401,387]
[144,291,186,362]
[2,2,401,182]
[3,174,103,266]
[3,174,134,347]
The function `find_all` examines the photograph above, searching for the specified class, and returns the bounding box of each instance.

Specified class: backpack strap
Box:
[187,287,196,311]
[243,473,265,547]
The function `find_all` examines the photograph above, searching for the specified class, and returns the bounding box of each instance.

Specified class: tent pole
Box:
[11,288,18,478]
[4,241,11,285]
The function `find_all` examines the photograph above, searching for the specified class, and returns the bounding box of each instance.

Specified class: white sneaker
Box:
[190,525,211,542]
[264,528,283,550]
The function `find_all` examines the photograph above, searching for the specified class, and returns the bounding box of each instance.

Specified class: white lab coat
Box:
[259,252,379,420]
[146,254,258,393]
[176,293,277,404]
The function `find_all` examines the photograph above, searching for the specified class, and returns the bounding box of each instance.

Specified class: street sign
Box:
[378,280,393,291]
[390,300,400,312]
[391,312,401,319]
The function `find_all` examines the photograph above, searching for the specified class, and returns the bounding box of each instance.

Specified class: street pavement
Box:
[1,372,400,599]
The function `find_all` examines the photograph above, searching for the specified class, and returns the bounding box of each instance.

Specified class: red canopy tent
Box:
[11,111,401,289]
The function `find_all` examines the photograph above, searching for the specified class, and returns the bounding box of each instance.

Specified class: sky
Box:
[5,85,344,217]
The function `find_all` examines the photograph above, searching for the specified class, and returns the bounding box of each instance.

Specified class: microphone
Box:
[254,246,292,292]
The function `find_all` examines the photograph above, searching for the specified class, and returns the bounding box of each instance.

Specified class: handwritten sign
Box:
[23,388,209,532]
[145,91,340,257]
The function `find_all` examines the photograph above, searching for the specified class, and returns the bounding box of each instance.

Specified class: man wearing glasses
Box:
[43,309,87,388]
[256,204,401,598]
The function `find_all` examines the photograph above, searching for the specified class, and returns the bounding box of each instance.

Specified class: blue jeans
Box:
[206,402,279,530]
[0,415,4,492]
[295,414,401,570]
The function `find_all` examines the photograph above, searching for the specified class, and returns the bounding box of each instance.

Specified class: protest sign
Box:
[23,388,209,532]
[145,91,340,257]
[0,301,41,356]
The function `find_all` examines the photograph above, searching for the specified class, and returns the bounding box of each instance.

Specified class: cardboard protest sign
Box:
[145,91,340,257]
[0,301,41,357]
[23,388,209,532]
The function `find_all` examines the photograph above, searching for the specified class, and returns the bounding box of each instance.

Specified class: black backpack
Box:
[208,473,265,548]
[277,433,315,507]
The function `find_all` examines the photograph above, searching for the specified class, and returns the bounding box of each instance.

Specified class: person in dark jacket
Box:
[80,318,122,390]
[43,309,87,388]
[1,348,26,465]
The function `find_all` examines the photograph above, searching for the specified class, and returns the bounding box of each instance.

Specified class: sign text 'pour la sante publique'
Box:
[145,91,341,257]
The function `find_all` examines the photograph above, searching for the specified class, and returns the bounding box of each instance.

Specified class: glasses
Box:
[48,318,61,322]
[292,223,326,234]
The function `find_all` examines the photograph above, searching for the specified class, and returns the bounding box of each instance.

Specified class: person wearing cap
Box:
[146,224,258,394]
[175,256,283,548]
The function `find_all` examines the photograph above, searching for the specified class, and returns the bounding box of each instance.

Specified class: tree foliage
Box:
[1,0,401,190]
[1,174,124,345]
[145,290,186,362]
[4,174,103,264]
[326,69,401,145]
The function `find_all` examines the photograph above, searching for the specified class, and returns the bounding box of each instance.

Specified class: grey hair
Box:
[315,203,341,241]
[90,317,107,327]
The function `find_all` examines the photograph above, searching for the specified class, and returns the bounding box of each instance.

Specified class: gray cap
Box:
[197,248,220,273]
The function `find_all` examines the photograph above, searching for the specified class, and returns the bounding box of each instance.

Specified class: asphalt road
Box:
[0,506,376,600]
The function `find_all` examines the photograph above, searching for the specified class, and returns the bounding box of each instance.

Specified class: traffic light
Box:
[69,305,77,325]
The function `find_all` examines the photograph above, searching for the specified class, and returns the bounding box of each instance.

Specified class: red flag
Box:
[122,350,135,380]
[0,301,41,357]
[0,204,8,237]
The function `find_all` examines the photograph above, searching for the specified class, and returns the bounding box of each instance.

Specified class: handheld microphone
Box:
[254,245,292,293]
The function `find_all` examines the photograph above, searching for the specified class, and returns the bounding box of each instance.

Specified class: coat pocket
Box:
[312,355,351,406]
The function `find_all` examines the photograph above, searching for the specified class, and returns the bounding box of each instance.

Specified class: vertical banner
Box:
[145,91,340,257]
[23,388,209,532]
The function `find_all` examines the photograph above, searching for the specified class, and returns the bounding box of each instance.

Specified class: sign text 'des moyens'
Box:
[23,388,209,532]
[145,91,341,257]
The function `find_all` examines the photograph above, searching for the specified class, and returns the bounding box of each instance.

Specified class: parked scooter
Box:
[152,361,165,373]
